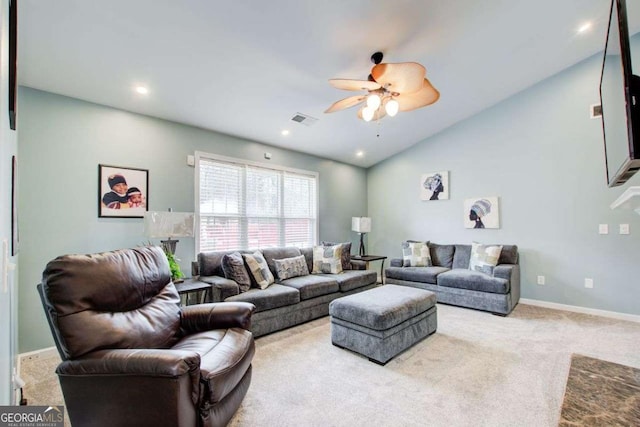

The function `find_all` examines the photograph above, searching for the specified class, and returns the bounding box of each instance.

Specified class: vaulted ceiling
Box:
[18,0,640,167]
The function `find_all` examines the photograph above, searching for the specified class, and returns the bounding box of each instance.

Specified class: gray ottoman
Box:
[329,284,437,365]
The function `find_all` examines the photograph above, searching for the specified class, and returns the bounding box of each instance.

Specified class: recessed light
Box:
[281,130,290,136]
[135,86,149,95]
[356,150,364,157]
[577,22,592,34]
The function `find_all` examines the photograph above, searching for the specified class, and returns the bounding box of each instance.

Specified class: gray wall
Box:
[368,50,640,316]
[18,87,367,352]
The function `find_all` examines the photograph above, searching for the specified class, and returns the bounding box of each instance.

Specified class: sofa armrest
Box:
[390,258,403,267]
[350,260,366,270]
[493,264,520,296]
[180,302,255,333]
[199,275,239,301]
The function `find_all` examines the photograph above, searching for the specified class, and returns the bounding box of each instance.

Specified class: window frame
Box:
[194,151,319,253]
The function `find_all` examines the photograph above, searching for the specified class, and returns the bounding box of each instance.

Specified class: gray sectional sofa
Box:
[385,243,520,315]
[197,246,378,337]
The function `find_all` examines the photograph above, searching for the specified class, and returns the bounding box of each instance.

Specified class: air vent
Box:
[291,112,318,127]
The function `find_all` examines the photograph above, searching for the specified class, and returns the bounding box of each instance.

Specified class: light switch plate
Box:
[619,224,630,235]
[598,224,609,234]
[585,278,594,289]
[537,275,545,285]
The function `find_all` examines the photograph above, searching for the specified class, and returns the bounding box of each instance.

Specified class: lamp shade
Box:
[144,212,195,238]
[351,217,371,233]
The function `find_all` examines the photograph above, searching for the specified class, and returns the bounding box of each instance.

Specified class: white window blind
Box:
[197,154,318,252]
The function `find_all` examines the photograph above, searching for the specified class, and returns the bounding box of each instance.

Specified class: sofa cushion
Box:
[322,241,352,271]
[437,269,509,294]
[453,244,519,268]
[385,266,450,284]
[429,243,455,268]
[280,275,339,300]
[224,284,300,312]
[312,245,343,274]
[221,252,251,292]
[402,241,432,267]
[469,242,503,275]
[261,247,302,276]
[242,251,275,290]
[320,270,377,292]
[299,247,314,273]
[273,255,309,281]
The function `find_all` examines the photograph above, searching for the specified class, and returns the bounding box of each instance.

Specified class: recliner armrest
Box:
[56,348,200,378]
[180,302,256,334]
[493,264,517,281]
[350,260,366,270]
[390,258,403,267]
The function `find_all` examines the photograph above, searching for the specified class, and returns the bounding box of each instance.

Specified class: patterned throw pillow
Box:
[242,251,275,289]
[469,242,503,275]
[221,251,251,292]
[321,241,352,270]
[402,241,432,267]
[312,244,343,274]
[274,255,309,281]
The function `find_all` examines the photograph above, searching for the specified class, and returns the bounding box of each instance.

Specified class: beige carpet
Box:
[21,303,640,427]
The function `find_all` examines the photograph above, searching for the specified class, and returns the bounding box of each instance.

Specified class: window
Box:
[196,152,318,252]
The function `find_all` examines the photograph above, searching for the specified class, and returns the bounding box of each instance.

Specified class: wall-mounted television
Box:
[599,0,640,187]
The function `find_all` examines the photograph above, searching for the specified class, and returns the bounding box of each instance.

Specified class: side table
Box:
[351,255,387,285]
[174,277,211,305]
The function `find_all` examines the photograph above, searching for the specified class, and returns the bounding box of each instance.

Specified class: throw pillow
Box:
[242,251,275,289]
[468,242,503,275]
[221,252,251,292]
[274,255,309,281]
[402,241,432,267]
[312,244,343,274]
[321,241,352,270]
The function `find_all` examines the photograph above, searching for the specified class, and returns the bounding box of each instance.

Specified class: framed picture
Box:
[421,171,449,200]
[464,196,500,229]
[98,164,148,218]
[11,156,18,255]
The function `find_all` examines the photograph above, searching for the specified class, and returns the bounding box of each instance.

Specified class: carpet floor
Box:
[21,303,640,426]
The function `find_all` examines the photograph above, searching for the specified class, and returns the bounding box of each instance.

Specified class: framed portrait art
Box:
[98,164,149,218]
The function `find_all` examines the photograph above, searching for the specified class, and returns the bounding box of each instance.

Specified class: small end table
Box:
[174,278,211,305]
[351,255,387,285]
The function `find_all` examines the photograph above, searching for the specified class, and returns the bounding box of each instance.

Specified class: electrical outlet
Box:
[598,224,609,234]
[619,224,630,235]
[537,275,545,285]
[584,278,594,289]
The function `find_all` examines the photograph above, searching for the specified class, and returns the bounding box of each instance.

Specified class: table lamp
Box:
[352,217,371,256]
[143,211,195,255]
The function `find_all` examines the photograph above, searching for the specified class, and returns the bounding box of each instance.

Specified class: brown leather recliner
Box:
[37,246,255,427]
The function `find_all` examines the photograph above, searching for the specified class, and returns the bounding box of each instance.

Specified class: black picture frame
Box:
[9,0,17,131]
[98,164,149,218]
[11,156,18,255]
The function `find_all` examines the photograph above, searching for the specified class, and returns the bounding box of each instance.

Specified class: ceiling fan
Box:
[324,52,440,122]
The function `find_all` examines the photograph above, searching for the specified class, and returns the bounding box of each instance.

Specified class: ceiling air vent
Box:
[291,112,318,127]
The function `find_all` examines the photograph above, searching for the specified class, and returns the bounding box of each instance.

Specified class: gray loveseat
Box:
[385,243,520,315]
[197,246,378,337]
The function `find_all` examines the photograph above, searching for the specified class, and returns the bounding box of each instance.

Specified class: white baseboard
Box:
[520,298,640,323]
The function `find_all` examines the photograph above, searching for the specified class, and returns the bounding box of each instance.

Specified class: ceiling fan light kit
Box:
[325,51,439,122]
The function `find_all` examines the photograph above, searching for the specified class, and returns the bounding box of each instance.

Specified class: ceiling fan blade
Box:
[371,62,426,94]
[329,79,381,91]
[395,78,440,112]
[357,106,387,121]
[324,95,366,113]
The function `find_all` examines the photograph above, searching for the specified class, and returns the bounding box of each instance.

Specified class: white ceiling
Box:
[17,0,640,167]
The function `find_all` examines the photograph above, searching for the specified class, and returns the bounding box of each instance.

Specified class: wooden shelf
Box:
[610,186,640,215]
